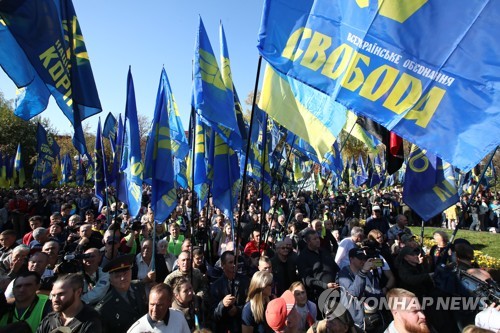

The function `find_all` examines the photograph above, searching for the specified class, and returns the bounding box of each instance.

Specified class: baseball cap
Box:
[399,246,420,257]
[348,248,367,260]
[265,290,296,332]
[400,234,416,243]
[372,205,381,211]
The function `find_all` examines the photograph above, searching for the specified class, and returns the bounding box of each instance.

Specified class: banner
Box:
[257,0,500,171]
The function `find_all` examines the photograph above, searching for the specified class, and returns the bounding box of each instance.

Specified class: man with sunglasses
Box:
[81,247,109,306]
[271,238,298,295]
[100,229,123,269]
[95,254,148,333]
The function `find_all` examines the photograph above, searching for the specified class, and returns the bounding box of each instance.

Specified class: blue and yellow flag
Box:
[36,123,60,164]
[259,64,347,161]
[220,22,248,176]
[144,69,177,223]
[94,118,106,204]
[403,145,459,221]
[174,157,189,190]
[192,17,242,152]
[193,114,210,210]
[0,0,102,154]
[369,154,382,188]
[258,0,500,171]
[33,158,53,187]
[212,132,241,221]
[14,143,25,187]
[120,68,143,218]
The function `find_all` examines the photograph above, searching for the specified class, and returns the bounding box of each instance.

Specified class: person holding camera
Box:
[338,247,385,332]
[81,247,109,306]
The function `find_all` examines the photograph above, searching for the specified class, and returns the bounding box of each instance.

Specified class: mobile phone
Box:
[372,258,384,268]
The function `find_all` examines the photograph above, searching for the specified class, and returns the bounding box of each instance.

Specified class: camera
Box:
[457,269,500,306]
[63,253,93,261]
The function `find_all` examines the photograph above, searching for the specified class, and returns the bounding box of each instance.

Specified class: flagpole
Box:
[233,55,263,293]
[259,114,269,243]
[450,145,499,244]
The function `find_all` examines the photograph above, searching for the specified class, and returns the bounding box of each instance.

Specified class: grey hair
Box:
[32,227,47,239]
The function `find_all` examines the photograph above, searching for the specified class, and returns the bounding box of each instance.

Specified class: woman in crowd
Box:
[215,223,235,258]
[290,281,317,332]
[171,277,196,331]
[429,230,451,271]
[242,270,274,333]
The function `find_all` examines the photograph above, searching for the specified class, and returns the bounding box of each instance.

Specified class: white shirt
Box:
[127,309,190,333]
[136,253,151,281]
[335,238,357,269]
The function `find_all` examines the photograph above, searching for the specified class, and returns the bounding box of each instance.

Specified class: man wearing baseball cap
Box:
[364,205,390,236]
[266,290,301,333]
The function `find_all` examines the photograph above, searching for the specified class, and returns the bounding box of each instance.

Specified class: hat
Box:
[348,248,367,260]
[398,246,420,258]
[400,234,416,243]
[266,290,296,332]
[372,205,381,211]
[103,254,134,273]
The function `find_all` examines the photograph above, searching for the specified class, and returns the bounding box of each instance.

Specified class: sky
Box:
[0,0,265,136]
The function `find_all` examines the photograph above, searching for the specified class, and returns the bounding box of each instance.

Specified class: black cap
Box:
[103,254,134,273]
[348,248,367,260]
[399,246,420,257]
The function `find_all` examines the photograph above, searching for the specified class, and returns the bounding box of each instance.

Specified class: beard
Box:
[403,319,430,333]
[52,293,75,313]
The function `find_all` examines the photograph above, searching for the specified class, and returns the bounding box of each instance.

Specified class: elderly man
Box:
[127,283,190,333]
[384,288,431,333]
[95,254,148,333]
[387,214,412,245]
[132,239,168,286]
[335,226,364,269]
[37,273,102,333]
[41,240,60,269]
[364,205,390,236]
[1,244,29,279]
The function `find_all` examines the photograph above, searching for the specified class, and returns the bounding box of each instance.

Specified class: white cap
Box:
[372,205,381,211]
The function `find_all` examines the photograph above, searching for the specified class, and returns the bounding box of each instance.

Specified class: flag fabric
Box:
[94,118,106,204]
[120,68,143,217]
[355,155,368,187]
[321,141,343,177]
[0,0,102,154]
[258,64,347,161]
[102,112,117,144]
[192,114,210,210]
[211,132,241,221]
[36,123,60,164]
[174,157,189,190]
[342,159,350,188]
[109,114,124,187]
[220,23,249,175]
[343,112,379,153]
[75,157,84,186]
[257,0,500,171]
[0,17,50,120]
[144,69,177,223]
[192,17,242,152]
[14,143,25,187]
[163,70,189,161]
[33,159,52,187]
[403,145,459,221]
[60,154,72,184]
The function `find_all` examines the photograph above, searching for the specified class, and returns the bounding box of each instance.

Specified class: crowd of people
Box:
[0,185,499,333]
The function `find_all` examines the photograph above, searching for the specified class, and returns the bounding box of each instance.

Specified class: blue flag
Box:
[0,20,49,120]
[102,112,117,144]
[75,157,84,186]
[36,123,60,164]
[212,132,241,221]
[33,159,52,187]
[60,154,72,184]
[174,157,189,190]
[192,17,242,152]
[0,0,102,154]
[321,141,343,177]
[369,154,382,188]
[144,69,177,223]
[193,115,210,210]
[403,145,459,221]
[258,0,500,171]
[94,118,106,204]
[109,114,124,187]
[355,155,368,187]
[120,68,143,217]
